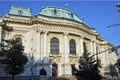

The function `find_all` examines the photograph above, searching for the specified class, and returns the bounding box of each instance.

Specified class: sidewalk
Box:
[102,78,120,80]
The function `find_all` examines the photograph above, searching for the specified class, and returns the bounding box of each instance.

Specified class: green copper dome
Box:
[39,6,84,23]
[9,5,32,16]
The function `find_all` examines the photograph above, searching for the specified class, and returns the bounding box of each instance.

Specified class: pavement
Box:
[102,78,120,80]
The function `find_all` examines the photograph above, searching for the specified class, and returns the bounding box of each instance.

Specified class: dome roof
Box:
[39,6,84,23]
[9,5,32,16]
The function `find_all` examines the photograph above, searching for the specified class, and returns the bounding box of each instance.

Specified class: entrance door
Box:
[52,64,58,77]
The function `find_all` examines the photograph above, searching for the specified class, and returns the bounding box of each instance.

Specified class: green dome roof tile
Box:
[39,6,84,23]
[9,5,32,16]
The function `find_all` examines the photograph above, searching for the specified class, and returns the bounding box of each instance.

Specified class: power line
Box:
[107,23,120,28]
[91,44,120,60]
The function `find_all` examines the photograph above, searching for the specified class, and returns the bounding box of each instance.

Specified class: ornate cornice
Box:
[3,18,32,25]
[34,15,92,32]
[2,14,97,36]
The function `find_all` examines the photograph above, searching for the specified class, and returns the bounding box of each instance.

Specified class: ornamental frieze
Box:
[49,56,61,63]
[70,57,79,63]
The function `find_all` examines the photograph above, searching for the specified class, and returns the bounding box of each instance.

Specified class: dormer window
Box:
[71,13,73,18]
[54,9,57,15]
[18,10,23,15]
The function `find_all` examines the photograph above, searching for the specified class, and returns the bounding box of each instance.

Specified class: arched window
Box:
[69,39,76,54]
[15,37,22,44]
[50,37,59,54]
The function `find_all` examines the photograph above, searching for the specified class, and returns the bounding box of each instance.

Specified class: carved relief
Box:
[49,56,61,63]
[70,57,79,64]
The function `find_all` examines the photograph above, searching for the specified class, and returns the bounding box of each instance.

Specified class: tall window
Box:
[69,39,76,54]
[83,42,87,52]
[50,37,59,54]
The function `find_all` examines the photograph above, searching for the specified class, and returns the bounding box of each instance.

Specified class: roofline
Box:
[40,6,80,18]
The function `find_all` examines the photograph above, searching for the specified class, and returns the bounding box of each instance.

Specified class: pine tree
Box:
[0,39,28,80]
[74,49,102,80]
[115,58,120,76]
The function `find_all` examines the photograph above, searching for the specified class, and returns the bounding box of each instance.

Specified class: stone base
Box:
[40,75,50,80]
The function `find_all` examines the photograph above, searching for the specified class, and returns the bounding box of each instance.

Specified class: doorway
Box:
[52,64,58,77]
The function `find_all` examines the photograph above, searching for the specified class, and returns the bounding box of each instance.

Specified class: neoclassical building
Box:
[0,6,119,78]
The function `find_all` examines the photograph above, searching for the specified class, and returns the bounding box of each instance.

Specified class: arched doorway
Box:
[40,67,47,76]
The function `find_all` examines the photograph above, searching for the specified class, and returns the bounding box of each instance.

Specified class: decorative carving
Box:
[69,54,79,58]
[70,57,79,64]
[43,30,49,34]
[49,53,61,57]
[49,56,61,63]
[63,32,69,36]
[33,27,42,33]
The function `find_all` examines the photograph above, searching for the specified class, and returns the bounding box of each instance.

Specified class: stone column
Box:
[93,41,97,59]
[90,40,93,54]
[79,36,84,56]
[36,29,42,60]
[63,32,71,76]
[58,64,62,76]
[43,30,49,58]
[93,41,96,55]
[63,32,69,63]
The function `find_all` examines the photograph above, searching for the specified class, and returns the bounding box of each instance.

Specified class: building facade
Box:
[0,6,119,78]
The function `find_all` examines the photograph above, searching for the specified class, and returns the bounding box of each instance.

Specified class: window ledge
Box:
[49,53,61,57]
[69,54,78,58]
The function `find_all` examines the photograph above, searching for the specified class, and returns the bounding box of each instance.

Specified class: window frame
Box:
[69,39,76,54]
[50,37,59,54]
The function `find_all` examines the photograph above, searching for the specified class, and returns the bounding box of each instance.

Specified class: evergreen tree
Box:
[115,58,120,74]
[109,64,118,77]
[0,39,28,80]
[73,50,102,80]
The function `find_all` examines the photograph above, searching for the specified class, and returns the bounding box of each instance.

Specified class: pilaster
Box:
[36,28,42,60]
[63,32,69,63]
[90,40,93,54]
[93,41,96,55]
[43,30,49,58]
[93,41,97,59]
[79,36,84,56]
[62,32,71,75]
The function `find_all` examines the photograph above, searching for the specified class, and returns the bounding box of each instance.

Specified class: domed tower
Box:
[39,6,84,23]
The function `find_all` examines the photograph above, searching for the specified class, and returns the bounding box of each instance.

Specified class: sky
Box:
[0,0,120,54]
